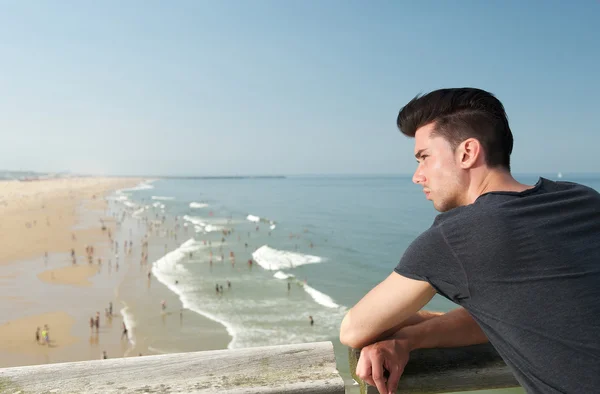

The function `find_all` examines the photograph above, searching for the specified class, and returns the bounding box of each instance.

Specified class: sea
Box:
[110,173,600,393]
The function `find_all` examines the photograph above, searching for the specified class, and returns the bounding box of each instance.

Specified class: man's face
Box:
[412,123,465,212]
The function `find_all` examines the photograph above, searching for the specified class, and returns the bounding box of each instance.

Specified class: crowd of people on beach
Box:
[30,192,318,365]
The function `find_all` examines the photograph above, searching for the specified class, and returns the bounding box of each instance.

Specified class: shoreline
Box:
[0,177,140,366]
[114,209,232,357]
[0,176,231,368]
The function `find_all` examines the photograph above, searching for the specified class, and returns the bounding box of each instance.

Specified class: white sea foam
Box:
[151,239,236,348]
[183,215,206,227]
[204,224,221,233]
[152,196,175,201]
[132,206,147,218]
[246,214,260,223]
[252,245,324,271]
[273,271,295,280]
[302,283,341,309]
[118,180,155,193]
[184,215,227,233]
[190,202,209,209]
[120,303,137,353]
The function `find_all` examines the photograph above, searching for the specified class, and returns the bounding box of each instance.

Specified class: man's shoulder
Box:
[435,178,599,224]
[432,200,493,229]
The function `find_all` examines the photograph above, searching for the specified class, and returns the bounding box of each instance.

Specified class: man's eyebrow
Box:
[415,149,428,159]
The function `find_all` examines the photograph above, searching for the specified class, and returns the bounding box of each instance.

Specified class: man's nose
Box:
[412,166,425,185]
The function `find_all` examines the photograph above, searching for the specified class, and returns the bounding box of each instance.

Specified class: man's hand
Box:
[356,338,411,394]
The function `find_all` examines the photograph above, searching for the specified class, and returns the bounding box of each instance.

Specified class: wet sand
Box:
[0,177,230,368]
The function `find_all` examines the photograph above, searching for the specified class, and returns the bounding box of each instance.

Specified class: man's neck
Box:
[466,170,533,204]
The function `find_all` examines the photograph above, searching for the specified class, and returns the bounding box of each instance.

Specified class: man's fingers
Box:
[370,353,388,394]
[363,375,376,388]
[357,353,377,387]
[356,350,372,380]
[386,363,403,394]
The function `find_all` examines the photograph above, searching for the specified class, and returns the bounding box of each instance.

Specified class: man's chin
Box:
[432,201,450,213]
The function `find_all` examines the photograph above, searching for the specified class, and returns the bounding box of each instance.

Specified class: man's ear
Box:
[457,138,481,169]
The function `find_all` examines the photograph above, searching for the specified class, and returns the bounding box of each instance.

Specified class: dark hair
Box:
[397,88,513,170]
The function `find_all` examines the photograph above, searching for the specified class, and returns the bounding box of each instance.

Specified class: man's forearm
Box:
[395,307,489,351]
[373,310,445,343]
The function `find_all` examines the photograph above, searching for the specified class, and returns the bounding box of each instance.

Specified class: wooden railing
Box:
[0,341,344,393]
[348,343,520,393]
[0,341,523,393]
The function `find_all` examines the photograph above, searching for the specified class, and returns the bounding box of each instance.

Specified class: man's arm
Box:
[394,307,489,350]
[355,307,488,394]
[340,272,437,349]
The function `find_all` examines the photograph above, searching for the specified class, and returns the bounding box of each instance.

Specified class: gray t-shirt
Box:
[395,178,600,393]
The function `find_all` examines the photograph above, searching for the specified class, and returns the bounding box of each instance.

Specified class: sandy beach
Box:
[0,176,231,368]
[0,178,146,366]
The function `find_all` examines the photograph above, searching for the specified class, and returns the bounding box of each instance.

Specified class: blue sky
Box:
[1,1,598,176]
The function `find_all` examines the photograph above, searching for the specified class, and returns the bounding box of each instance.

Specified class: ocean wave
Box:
[247,214,276,227]
[152,196,175,201]
[273,271,295,280]
[301,283,341,309]
[118,180,155,193]
[203,224,221,233]
[183,215,206,227]
[247,214,260,223]
[132,207,146,218]
[120,303,137,352]
[190,202,209,209]
[151,239,236,348]
[252,245,324,271]
[183,215,227,233]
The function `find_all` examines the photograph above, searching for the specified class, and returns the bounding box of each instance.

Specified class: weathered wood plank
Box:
[0,341,344,393]
[349,343,520,393]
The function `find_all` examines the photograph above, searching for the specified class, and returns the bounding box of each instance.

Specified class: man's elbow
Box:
[339,312,367,349]
[340,330,364,349]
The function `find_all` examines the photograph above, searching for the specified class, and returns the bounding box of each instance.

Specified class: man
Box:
[339,88,600,394]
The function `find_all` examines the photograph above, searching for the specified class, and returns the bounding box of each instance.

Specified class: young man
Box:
[340,88,600,394]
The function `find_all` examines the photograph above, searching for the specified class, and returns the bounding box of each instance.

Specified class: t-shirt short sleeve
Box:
[394,226,470,303]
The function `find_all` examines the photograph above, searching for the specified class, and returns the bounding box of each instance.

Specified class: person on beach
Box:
[102,351,107,359]
[35,327,40,344]
[42,325,49,345]
[309,316,314,326]
[340,88,600,394]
